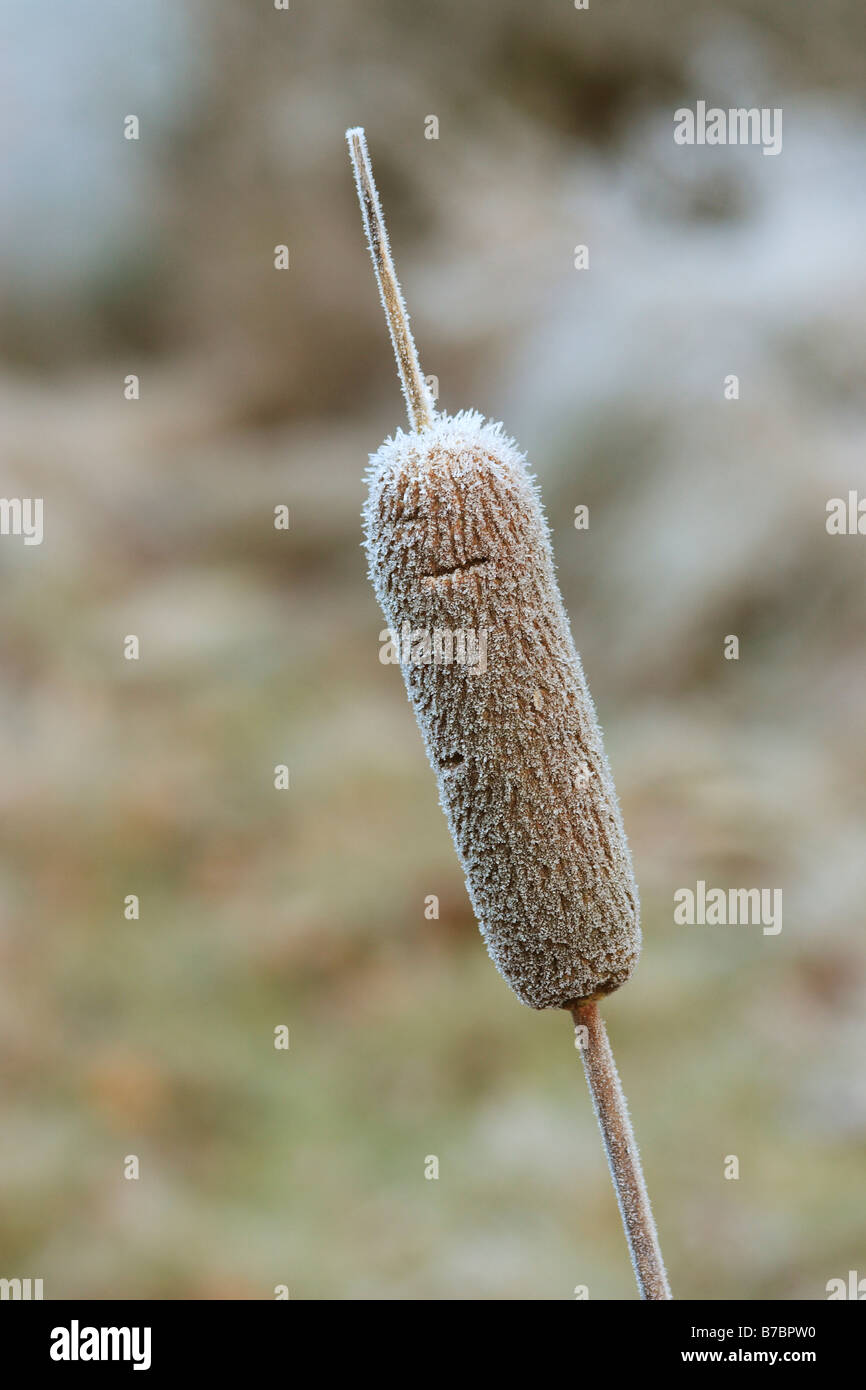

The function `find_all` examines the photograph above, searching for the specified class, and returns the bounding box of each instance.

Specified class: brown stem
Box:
[571,1000,671,1300]
[346,127,433,433]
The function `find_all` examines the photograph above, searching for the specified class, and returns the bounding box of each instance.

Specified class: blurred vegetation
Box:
[1,0,865,1298]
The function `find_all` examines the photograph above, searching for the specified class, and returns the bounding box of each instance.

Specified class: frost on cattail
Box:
[364,410,641,1009]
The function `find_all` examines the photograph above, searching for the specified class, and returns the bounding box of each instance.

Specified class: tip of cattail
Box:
[346,125,433,431]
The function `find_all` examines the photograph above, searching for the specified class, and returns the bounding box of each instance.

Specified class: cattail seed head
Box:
[365,410,641,1009]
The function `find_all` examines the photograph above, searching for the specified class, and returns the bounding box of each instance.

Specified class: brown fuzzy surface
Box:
[364,411,641,1008]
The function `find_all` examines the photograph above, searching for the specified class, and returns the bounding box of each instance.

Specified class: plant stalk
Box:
[346,127,433,433]
[571,1000,671,1300]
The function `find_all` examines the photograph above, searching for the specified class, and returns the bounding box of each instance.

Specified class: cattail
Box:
[348,127,671,1300]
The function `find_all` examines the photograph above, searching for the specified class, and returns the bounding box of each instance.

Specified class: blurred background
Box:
[2,0,865,1300]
